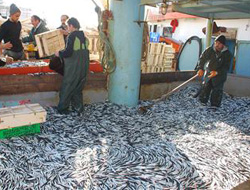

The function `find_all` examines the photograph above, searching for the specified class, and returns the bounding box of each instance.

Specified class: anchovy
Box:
[0,84,249,189]
[4,61,49,68]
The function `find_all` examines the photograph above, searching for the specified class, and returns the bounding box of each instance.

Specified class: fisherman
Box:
[22,15,49,59]
[0,4,25,60]
[58,14,69,40]
[54,17,89,114]
[196,35,232,108]
[22,15,49,46]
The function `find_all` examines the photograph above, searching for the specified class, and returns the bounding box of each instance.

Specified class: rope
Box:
[92,0,116,74]
[141,22,149,62]
[141,9,150,63]
[98,29,116,74]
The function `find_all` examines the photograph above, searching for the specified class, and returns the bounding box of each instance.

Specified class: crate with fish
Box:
[35,29,65,58]
[0,104,47,139]
[0,59,53,75]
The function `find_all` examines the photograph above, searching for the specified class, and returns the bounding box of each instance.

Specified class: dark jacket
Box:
[59,30,87,58]
[57,24,67,41]
[22,21,49,45]
[197,45,232,86]
[0,19,23,52]
[57,24,67,31]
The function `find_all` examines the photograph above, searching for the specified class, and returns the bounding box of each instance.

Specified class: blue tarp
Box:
[150,32,160,43]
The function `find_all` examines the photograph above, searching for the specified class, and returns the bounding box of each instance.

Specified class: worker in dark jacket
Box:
[54,17,89,114]
[58,15,69,31]
[197,35,232,107]
[0,4,25,60]
[22,15,49,45]
[48,15,69,75]
[57,15,69,41]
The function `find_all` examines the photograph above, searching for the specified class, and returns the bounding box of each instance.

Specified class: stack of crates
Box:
[0,104,47,139]
[162,45,176,71]
[141,43,176,73]
[86,34,101,61]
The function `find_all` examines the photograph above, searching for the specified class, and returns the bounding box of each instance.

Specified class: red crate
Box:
[89,61,103,73]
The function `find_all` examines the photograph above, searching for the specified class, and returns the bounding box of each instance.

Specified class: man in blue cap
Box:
[196,35,232,108]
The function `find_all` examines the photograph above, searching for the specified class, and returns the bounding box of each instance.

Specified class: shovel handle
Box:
[139,74,199,113]
[168,74,198,95]
[157,74,198,101]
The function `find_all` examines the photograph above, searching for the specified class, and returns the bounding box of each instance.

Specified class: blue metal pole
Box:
[108,0,144,107]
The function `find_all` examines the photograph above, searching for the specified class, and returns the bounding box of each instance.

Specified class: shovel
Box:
[138,74,198,114]
[193,70,211,98]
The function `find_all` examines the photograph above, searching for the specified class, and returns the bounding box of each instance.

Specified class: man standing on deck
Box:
[196,35,232,108]
[54,17,89,114]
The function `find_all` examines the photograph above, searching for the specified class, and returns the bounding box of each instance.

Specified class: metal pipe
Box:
[206,17,213,48]
[108,0,145,106]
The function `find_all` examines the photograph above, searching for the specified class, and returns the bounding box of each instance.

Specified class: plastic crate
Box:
[89,61,103,73]
[0,123,40,139]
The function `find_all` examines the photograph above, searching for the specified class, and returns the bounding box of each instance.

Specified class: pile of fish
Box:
[0,85,249,189]
[4,60,49,68]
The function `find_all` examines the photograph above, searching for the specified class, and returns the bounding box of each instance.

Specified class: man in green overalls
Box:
[196,35,232,107]
[54,17,89,114]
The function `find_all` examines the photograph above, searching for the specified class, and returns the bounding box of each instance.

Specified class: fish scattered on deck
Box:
[0,85,249,189]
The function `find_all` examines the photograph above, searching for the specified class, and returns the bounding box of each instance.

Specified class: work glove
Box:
[197,69,204,77]
[208,71,218,78]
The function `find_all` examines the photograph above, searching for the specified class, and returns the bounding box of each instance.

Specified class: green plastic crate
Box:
[0,123,40,139]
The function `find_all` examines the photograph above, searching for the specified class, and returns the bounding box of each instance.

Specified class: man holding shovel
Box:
[196,35,232,107]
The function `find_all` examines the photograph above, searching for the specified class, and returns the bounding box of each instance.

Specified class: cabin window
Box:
[162,27,173,37]
[153,25,157,32]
